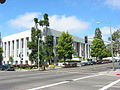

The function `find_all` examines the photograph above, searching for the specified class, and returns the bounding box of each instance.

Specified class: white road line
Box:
[99,79,120,90]
[27,74,102,90]
[27,81,69,90]
[72,74,102,81]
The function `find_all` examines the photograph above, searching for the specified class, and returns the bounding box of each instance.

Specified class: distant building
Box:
[2,28,91,65]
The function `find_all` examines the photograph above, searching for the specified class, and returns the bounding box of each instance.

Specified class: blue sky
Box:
[0,0,120,41]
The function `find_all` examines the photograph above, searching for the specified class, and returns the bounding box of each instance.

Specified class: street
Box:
[0,63,120,90]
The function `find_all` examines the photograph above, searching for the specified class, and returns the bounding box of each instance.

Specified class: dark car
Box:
[0,65,5,70]
[0,64,15,71]
[109,60,112,63]
[89,61,96,65]
[81,62,89,66]
[96,60,104,64]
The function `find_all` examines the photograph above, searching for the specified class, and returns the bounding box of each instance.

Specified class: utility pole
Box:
[109,23,115,71]
[0,32,1,47]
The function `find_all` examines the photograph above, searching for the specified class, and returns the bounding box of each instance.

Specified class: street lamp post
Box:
[38,38,40,70]
[97,22,115,71]
[109,23,115,71]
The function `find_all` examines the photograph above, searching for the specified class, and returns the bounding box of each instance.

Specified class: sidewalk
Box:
[99,69,120,76]
[15,66,62,72]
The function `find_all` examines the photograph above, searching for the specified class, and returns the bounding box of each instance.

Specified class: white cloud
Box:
[100,26,119,41]
[101,26,119,35]
[8,12,41,29]
[49,15,90,33]
[105,0,120,10]
[8,13,90,35]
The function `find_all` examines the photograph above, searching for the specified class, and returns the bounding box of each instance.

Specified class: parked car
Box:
[0,65,5,70]
[104,61,109,63]
[96,60,104,64]
[89,61,96,65]
[0,64,15,71]
[109,60,112,63]
[81,61,89,66]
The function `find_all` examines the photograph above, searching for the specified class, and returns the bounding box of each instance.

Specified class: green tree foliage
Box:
[27,13,51,66]
[94,28,102,40]
[108,29,120,56]
[91,28,110,59]
[108,29,120,42]
[91,39,106,59]
[39,13,55,65]
[39,13,49,27]
[0,47,3,65]
[27,27,42,64]
[44,35,54,64]
[55,32,74,62]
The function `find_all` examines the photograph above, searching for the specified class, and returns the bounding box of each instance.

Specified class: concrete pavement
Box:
[0,62,120,90]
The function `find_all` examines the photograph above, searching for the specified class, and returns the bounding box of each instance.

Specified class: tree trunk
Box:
[64,58,66,64]
[42,65,45,71]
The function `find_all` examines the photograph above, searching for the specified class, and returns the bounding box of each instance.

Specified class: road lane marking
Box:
[72,74,102,81]
[27,81,69,90]
[99,79,120,90]
[27,74,102,90]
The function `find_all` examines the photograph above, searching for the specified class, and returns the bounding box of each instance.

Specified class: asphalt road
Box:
[0,63,120,90]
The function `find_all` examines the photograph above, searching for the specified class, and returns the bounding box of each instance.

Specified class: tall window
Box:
[12,40,14,57]
[4,42,6,57]
[16,40,19,57]
[21,38,24,48]
[17,40,19,49]
[26,37,29,56]
[26,37,29,45]
[8,41,10,57]
[21,38,24,57]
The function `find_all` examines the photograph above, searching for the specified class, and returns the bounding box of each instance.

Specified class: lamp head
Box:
[96,22,101,24]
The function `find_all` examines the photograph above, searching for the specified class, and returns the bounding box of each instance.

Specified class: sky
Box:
[0,0,120,41]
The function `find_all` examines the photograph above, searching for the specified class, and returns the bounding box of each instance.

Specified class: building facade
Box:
[2,28,91,65]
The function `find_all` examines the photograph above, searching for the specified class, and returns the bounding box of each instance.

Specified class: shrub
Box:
[58,60,81,62]
[74,56,82,58]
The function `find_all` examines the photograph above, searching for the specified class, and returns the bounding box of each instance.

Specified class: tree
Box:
[55,32,74,63]
[9,56,13,65]
[108,29,120,56]
[94,28,102,40]
[27,13,50,68]
[27,25,42,65]
[90,39,106,60]
[91,28,108,60]
[39,13,54,65]
[44,35,54,64]
[39,13,49,27]
[108,29,120,42]
[0,0,6,4]
[0,47,3,65]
